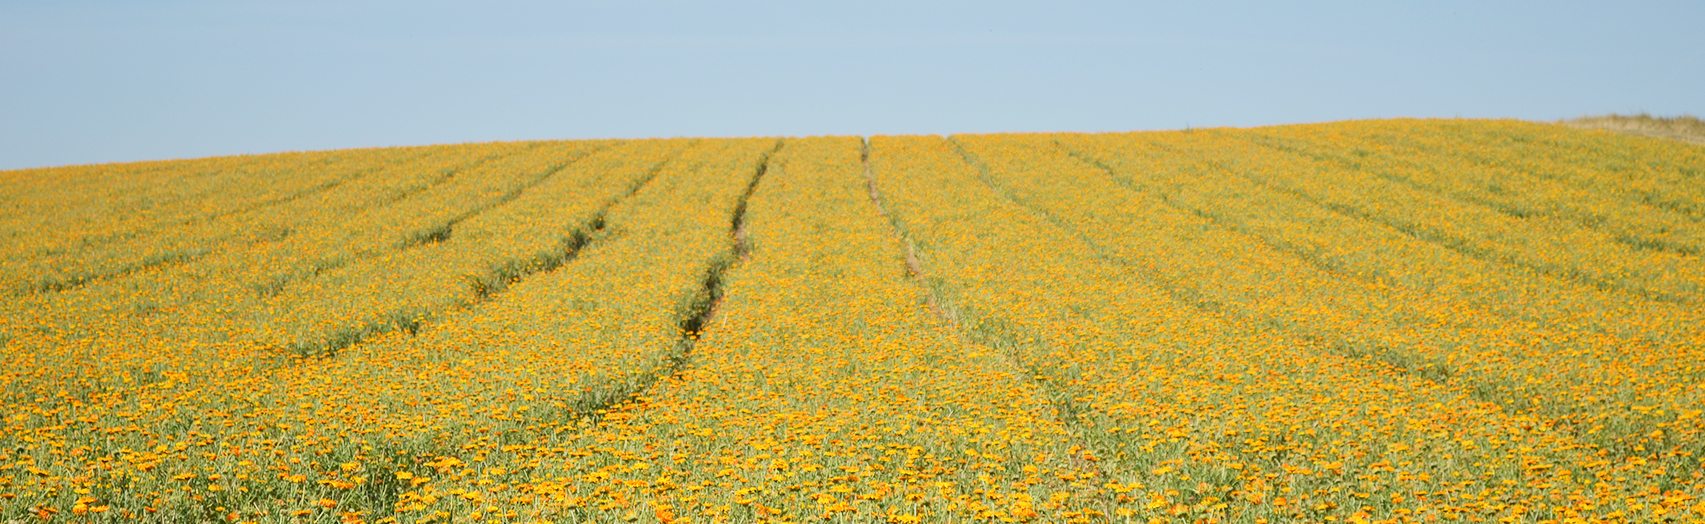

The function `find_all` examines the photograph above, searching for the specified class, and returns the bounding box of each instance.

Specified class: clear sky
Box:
[3,1,1702,169]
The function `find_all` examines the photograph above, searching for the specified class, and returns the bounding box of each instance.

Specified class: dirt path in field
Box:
[860,136,1121,493]
[859,139,954,322]
[576,138,785,420]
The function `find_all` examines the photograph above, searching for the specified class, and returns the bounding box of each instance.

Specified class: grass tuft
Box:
[400,223,454,247]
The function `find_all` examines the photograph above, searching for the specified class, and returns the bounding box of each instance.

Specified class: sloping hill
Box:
[1,120,1702,522]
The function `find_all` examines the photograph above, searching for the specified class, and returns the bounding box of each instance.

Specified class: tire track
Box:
[266,142,618,301]
[15,147,476,296]
[29,149,423,266]
[862,137,1122,502]
[393,143,590,249]
[319,139,783,521]
[1225,134,1695,304]
[1058,139,1699,350]
[248,145,555,298]
[944,138,1666,461]
[951,136,1466,375]
[1053,141,1563,331]
[291,143,679,358]
[1455,124,1705,219]
[26,248,208,294]
[1244,132,1703,256]
[560,138,784,421]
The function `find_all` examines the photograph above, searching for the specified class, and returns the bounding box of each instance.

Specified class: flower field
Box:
[0,120,1701,522]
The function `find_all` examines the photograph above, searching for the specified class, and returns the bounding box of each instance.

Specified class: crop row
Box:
[869,133,1700,521]
[0,138,777,522]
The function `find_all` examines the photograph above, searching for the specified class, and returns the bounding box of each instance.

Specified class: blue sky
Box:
[2,1,1702,169]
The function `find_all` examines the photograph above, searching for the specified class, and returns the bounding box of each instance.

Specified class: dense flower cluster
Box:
[0,120,1699,522]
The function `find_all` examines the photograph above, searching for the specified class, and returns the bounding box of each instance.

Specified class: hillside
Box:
[1,119,1702,522]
